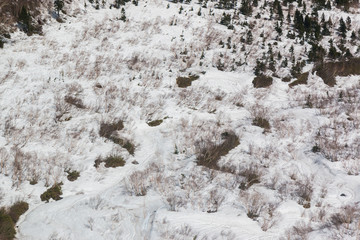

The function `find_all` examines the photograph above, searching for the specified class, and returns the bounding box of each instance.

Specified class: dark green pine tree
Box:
[328,39,340,59]
[54,0,64,16]
[120,8,126,22]
[240,0,252,16]
[293,9,305,36]
[338,17,347,38]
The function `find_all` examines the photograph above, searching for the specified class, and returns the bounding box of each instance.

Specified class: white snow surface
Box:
[0,0,360,239]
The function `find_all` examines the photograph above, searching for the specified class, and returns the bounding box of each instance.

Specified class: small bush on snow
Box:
[40,183,63,202]
[196,131,239,171]
[94,154,125,168]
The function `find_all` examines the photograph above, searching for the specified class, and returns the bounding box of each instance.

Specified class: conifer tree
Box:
[54,0,64,16]
[338,17,347,38]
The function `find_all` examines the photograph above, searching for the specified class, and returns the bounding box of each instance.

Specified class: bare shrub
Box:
[238,164,263,190]
[165,193,185,212]
[283,221,313,240]
[125,171,148,196]
[196,131,239,171]
[241,191,265,220]
[64,95,85,109]
[293,176,314,208]
[99,120,124,139]
[206,189,225,213]
[330,204,360,229]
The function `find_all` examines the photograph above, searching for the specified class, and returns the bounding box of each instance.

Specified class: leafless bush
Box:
[329,204,360,229]
[206,189,225,213]
[293,176,314,208]
[196,131,239,171]
[283,221,313,240]
[260,203,280,231]
[124,170,148,196]
[240,191,265,220]
[238,164,263,190]
[165,193,185,212]
[64,95,85,109]
[54,94,70,122]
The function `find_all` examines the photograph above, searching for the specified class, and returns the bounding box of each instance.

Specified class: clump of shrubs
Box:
[40,183,63,202]
[99,120,135,155]
[289,72,309,87]
[64,95,85,109]
[8,201,29,223]
[0,201,29,240]
[99,120,124,139]
[252,117,271,132]
[176,75,200,88]
[94,154,125,168]
[252,75,273,88]
[66,170,80,181]
[147,119,163,127]
[239,165,262,190]
[313,58,360,87]
[0,208,15,240]
[196,131,239,171]
[111,137,135,155]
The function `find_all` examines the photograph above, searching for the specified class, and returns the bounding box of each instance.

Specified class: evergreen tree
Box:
[120,8,126,21]
[351,31,357,42]
[220,13,232,27]
[293,9,305,36]
[328,40,340,59]
[54,0,64,16]
[346,16,351,30]
[240,0,252,16]
[338,17,347,38]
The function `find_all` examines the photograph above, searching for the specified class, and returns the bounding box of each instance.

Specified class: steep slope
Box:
[0,0,360,239]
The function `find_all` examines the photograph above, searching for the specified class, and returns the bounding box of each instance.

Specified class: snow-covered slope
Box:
[1,0,360,239]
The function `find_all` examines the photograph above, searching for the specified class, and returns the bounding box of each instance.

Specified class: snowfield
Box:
[1,0,360,239]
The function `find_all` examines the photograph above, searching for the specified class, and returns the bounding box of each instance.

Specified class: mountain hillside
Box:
[0,0,360,239]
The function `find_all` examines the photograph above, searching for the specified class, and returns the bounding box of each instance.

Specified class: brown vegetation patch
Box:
[252,75,273,88]
[289,72,309,87]
[94,154,125,168]
[99,120,124,139]
[196,131,240,171]
[176,75,200,88]
[147,119,163,127]
[313,58,360,87]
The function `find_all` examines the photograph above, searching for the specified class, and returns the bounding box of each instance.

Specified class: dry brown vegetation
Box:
[196,131,239,171]
[176,75,200,88]
[252,75,273,88]
[0,0,44,32]
[289,72,309,87]
[313,58,360,87]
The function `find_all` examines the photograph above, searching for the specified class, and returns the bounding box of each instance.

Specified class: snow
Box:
[0,0,360,239]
